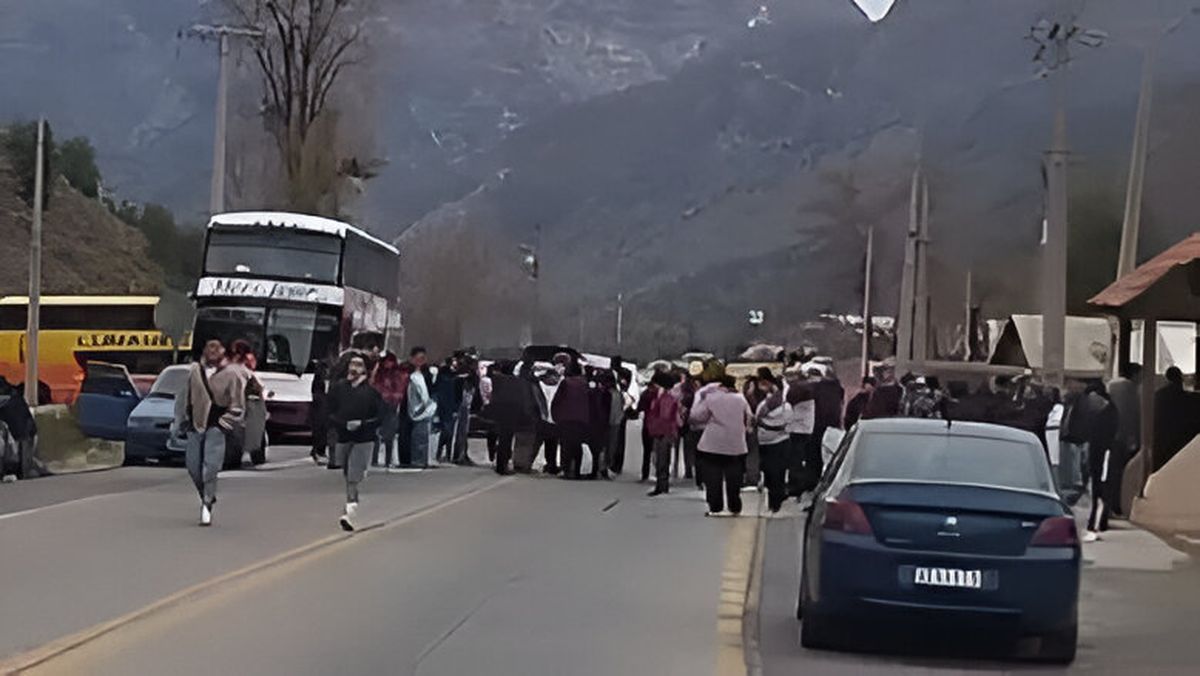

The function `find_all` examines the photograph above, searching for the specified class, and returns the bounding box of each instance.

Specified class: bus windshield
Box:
[205,228,342,284]
[193,305,339,376]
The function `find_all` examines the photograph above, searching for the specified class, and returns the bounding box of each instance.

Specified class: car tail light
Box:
[1030,516,1079,547]
[822,496,873,535]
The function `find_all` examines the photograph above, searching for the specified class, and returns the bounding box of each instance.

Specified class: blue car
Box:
[797,418,1080,663]
[124,365,192,463]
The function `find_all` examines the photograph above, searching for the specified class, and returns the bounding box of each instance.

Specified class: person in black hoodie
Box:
[327,355,384,532]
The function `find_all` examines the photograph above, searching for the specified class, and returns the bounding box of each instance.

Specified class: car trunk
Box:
[847,482,1065,557]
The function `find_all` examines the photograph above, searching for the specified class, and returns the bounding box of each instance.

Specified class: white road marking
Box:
[0,493,119,522]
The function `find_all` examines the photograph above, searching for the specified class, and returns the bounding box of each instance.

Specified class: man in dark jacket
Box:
[552,363,592,480]
[1154,367,1199,471]
[1082,383,1119,540]
[843,377,875,429]
[326,355,384,532]
[488,361,536,475]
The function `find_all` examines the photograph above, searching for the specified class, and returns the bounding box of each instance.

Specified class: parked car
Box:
[76,362,143,441]
[797,418,1080,663]
[124,364,191,464]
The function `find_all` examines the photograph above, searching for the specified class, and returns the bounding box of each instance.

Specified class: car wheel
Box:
[1037,624,1077,664]
[800,611,831,650]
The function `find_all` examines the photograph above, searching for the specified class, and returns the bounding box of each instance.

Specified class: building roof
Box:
[1090,233,1200,320]
[0,295,160,306]
[208,211,399,255]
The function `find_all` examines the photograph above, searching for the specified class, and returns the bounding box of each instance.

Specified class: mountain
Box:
[5,1,1200,358]
[0,157,162,296]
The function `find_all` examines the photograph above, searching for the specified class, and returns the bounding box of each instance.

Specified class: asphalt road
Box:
[0,437,747,676]
[2,434,1198,675]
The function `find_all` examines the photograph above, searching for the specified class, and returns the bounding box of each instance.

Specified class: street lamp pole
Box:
[25,118,46,408]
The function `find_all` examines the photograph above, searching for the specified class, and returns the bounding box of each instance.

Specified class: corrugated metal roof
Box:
[1090,233,1200,308]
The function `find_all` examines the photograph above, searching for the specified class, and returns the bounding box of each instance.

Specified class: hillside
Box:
[0,158,163,296]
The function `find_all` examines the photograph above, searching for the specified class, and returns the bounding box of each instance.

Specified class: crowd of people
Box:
[171,337,1200,539]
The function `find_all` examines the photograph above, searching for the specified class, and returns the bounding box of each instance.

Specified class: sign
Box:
[196,277,345,307]
[75,332,174,349]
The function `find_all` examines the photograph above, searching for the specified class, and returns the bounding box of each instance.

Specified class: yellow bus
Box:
[0,296,185,404]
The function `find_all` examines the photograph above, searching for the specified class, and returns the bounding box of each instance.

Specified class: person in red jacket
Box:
[645,371,682,496]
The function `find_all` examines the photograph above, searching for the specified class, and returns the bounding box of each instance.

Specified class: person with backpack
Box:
[174,338,246,527]
[327,354,384,531]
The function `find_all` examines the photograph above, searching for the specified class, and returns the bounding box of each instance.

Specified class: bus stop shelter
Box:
[1089,233,1200,512]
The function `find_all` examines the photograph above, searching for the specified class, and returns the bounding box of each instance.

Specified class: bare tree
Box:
[224,0,370,213]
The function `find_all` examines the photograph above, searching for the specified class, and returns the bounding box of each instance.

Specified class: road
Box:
[0,433,1196,675]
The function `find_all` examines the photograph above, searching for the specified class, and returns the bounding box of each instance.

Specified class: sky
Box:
[852,0,897,22]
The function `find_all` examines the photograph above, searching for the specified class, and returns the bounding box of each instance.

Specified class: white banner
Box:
[195,277,345,306]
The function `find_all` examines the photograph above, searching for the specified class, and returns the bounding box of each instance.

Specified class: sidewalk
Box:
[1073,501,1192,572]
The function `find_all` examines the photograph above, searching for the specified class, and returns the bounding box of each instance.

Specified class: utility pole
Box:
[25,118,46,408]
[615,293,624,349]
[964,269,974,362]
[1029,11,1105,387]
[1116,47,1155,279]
[186,24,264,215]
[895,164,921,373]
[861,226,875,379]
[913,179,931,367]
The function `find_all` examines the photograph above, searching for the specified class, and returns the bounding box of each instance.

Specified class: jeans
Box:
[682,428,700,483]
[1058,441,1087,503]
[697,451,746,514]
[337,441,372,503]
[186,428,225,508]
[410,419,433,467]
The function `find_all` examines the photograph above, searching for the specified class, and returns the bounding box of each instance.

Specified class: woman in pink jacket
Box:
[689,375,753,516]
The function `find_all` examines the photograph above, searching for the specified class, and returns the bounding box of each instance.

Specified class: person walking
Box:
[1106,364,1140,516]
[371,353,406,469]
[645,371,682,496]
[327,355,384,532]
[1082,383,1119,541]
[810,368,844,484]
[512,363,543,473]
[406,347,436,468]
[534,368,561,474]
[755,373,791,514]
[552,362,592,479]
[689,375,752,516]
[228,340,268,468]
[173,338,245,527]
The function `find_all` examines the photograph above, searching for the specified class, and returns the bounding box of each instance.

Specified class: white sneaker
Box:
[200,504,212,527]
[340,502,358,532]
[705,510,733,518]
[1083,530,1100,543]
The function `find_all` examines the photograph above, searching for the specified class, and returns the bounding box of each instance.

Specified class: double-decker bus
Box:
[0,296,183,403]
[191,212,402,434]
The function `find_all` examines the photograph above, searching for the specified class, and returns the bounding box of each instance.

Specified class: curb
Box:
[0,475,511,675]
[743,509,769,676]
[717,494,767,676]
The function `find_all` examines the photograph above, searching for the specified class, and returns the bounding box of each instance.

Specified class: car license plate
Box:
[913,567,983,589]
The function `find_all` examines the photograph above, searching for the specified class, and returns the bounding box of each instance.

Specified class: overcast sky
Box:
[852,0,896,21]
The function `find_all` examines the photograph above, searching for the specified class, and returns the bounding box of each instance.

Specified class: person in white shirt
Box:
[755,373,792,514]
[784,367,816,498]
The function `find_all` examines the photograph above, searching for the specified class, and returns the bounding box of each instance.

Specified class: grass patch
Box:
[33,405,123,473]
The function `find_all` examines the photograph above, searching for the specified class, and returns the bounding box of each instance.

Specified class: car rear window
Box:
[851,431,1054,493]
